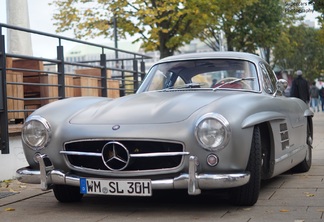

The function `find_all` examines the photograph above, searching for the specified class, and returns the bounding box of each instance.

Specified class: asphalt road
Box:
[1,112,324,222]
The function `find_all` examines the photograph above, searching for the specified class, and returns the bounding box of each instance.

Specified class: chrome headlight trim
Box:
[195,113,231,151]
[22,115,51,150]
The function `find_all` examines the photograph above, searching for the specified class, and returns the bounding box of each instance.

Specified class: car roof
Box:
[157,51,265,64]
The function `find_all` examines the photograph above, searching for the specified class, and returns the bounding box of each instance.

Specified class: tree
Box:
[197,0,283,63]
[309,0,324,12]
[309,0,324,44]
[199,0,303,64]
[235,0,284,63]
[50,0,219,59]
[196,0,257,52]
[208,0,259,52]
[272,24,324,81]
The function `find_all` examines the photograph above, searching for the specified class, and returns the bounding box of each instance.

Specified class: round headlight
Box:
[195,113,230,151]
[22,116,51,150]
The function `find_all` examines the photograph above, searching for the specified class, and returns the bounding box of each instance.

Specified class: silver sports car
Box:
[17,52,313,206]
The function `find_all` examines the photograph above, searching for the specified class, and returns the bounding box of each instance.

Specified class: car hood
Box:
[69,92,219,124]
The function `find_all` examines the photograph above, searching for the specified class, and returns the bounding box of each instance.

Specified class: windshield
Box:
[138,59,260,92]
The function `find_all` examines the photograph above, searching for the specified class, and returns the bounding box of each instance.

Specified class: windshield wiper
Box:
[165,82,202,90]
[213,77,256,91]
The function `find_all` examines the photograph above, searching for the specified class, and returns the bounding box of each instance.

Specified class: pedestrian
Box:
[319,86,324,112]
[290,70,310,104]
[309,81,320,112]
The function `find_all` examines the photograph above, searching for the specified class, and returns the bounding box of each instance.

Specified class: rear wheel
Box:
[229,126,262,206]
[53,185,83,203]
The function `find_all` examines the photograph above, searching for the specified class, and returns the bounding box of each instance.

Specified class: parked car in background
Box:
[17,52,313,206]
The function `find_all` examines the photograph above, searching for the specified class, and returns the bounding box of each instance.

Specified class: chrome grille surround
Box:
[62,139,188,175]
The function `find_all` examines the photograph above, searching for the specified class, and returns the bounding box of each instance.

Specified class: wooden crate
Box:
[74,68,119,97]
[6,57,13,68]
[6,71,24,120]
[73,76,99,97]
[11,59,45,109]
[40,74,74,104]
[24,105,39,117]
[75,68,112,78]
[105,80,120,98]
[11,59,73,106]
[5,57,24,120]
[64,76,75,97]
[12,59,44,76]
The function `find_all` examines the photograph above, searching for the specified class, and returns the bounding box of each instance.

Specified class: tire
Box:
[53,185,83,203]
[229,126,262,206]
[292,120,313,173]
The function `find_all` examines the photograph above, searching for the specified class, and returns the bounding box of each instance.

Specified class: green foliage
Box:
[234,0,284,51]
[309,0,324,44]
[50,0,217,58]
[196,0,257,51]
[50,0,324,77]
[309,0,324,12]
[198,0,291,61]
[272,25,324,81]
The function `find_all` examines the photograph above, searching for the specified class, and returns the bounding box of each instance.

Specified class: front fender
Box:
[241,111,286,129]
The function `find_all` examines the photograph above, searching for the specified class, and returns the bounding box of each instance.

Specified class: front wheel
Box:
[53,185,83,203]
[229,126,262,206]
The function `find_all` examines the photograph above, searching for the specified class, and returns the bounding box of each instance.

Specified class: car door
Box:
[259,61,308,171]
[259,62,305,128]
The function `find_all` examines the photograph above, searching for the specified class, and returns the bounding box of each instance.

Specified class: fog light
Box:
[207,154,218,167]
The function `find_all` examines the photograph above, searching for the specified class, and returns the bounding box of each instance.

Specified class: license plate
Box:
[80,178,152,196]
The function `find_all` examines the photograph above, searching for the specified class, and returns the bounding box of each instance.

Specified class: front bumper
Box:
[16,154,250,195]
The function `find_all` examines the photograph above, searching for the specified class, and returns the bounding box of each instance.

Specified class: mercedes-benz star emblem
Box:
[102,141,130,171]
[112,125,120,130]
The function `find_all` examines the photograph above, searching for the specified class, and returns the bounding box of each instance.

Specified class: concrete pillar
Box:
[6,0,33,55]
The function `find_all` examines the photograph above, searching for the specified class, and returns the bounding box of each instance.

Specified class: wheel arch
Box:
[241,112,282,180]
[306,115,313,140]
[258,122,275,180]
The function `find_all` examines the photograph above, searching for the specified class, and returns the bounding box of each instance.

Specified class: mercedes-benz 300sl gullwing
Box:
[17,52,313,206]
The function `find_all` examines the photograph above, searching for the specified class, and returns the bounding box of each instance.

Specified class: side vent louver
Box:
[280,123,289,150]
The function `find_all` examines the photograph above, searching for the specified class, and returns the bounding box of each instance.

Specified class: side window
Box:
[264,63,278,88]
[259,63,275,94]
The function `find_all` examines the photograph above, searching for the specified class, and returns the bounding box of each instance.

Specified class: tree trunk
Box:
[160,48,173,59]
[226,35,234,51]
[159,32,174,59]
[265,47,270,64]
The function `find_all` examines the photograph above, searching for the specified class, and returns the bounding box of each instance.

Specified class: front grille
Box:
[63,140,186,172]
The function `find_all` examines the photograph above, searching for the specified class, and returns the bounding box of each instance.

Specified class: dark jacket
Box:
[319,87,324,99]
[290,76,310,103]
[310,85,319,98]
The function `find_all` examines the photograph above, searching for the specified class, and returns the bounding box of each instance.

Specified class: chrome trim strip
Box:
[60,151,102,156]
[275,145,304,163]
[130,152,190,157]
[281,139,289,143]
[60,150,190,157]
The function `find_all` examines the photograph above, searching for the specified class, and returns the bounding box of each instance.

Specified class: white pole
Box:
[6,0,33,55]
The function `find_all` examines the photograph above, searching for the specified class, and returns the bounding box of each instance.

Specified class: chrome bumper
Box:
[16,154,250,195]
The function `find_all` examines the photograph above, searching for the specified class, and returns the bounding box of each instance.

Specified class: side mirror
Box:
[276,79,288,93]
